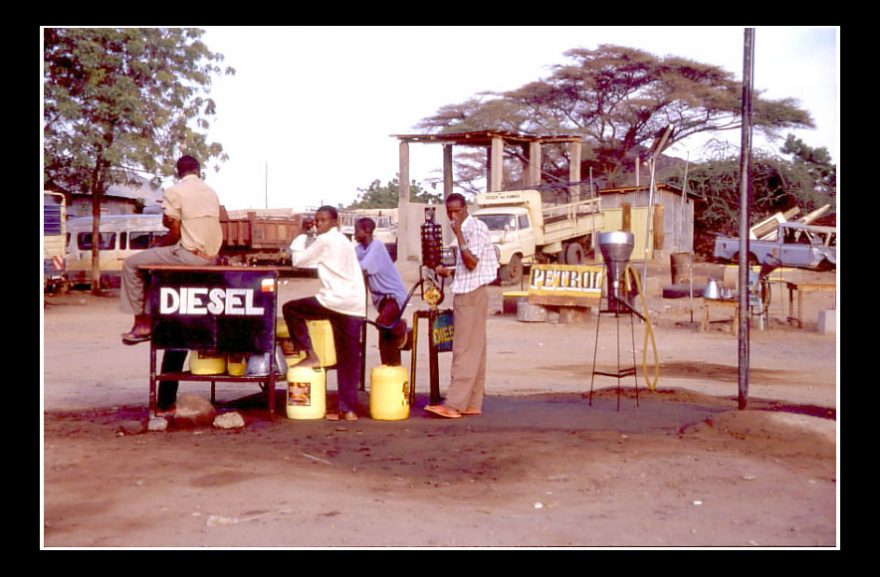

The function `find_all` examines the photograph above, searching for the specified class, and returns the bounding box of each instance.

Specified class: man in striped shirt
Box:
[426,193,499,419]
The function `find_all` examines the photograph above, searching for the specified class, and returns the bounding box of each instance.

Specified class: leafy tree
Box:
[671,137,836,256]
[44,27,234,293]
[347,176,442,209]
[781,134,837,199]
[417,45,814,189]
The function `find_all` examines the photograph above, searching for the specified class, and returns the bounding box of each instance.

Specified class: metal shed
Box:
[598,184,703,259]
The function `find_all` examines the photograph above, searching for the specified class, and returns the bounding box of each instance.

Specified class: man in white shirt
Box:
[282,206,367,421]
[426,193,498,419]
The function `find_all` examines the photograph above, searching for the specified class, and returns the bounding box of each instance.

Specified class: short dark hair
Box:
[355,217,376,233]
[316,205,338,221]
[176,155,200,177]
[445,192,467,206]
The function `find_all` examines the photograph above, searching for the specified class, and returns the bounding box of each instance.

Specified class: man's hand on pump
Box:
[435,265,453,278]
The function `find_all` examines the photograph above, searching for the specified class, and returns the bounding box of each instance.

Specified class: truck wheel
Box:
[564,243,585,265]
[732,252,759,266]
[499,254,524,286]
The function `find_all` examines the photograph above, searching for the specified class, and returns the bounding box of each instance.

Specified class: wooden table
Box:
[786,281,837,328]
[701,298,739,334]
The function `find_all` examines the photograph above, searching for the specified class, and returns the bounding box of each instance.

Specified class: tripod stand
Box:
[589,287,640,411]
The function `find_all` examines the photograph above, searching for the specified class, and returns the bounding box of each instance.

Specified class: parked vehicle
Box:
[43,191,68,293]
[472,189,603,285]
[713,221,837,270]
[66,208,310,289]
[220,208,304,266]
[65,214,169,288]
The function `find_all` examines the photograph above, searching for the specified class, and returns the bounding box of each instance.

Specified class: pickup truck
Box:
[713,221,836,270]
[472,189,603,285]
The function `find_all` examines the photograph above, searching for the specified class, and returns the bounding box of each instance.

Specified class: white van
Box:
[65,214,167,288]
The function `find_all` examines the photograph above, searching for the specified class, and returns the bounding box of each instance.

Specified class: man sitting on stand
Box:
[354,217,408,366]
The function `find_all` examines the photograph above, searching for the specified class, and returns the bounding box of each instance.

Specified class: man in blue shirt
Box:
[354,217,408,366]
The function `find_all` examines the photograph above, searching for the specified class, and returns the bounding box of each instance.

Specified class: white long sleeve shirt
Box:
[290,227,366,317]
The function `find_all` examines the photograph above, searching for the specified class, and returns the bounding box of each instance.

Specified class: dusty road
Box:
[41,263,839,549]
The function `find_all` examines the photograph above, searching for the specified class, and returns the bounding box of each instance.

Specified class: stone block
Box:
[817,309,836,334]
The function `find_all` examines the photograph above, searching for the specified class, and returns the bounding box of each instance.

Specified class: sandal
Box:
[325,411,358,421]
[424,405,462,419]
[460,408,482,416]
[121,330,151,345]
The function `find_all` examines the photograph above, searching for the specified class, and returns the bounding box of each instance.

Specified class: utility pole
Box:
[738,28,755,410]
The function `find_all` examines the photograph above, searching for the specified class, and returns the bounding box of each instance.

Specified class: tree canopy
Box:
[44,28,234,193]
[417,44,814,189]
[44,27,233,291]
[347,176,442,209]
[670,136,836,256]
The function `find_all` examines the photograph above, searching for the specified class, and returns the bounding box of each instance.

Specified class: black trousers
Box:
[158,349,188,410]
[282,296,363,413]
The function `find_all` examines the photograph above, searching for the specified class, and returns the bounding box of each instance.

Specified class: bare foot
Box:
[297,353,321,368]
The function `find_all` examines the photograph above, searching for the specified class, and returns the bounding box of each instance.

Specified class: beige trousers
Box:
[120,244,213,315]
[444,285,489,412]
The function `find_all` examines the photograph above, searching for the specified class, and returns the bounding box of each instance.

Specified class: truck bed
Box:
[221,213,303,249]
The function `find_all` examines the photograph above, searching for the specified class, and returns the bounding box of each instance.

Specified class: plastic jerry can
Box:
[227,352,247,376]
[369,364,410,420]
[189,350,226,375]
[306,320,336,367]
[286,366,326,419]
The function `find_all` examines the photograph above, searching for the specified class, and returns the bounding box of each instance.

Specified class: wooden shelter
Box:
[392,130,584,262]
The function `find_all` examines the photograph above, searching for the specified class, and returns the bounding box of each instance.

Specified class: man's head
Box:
[354,217,376,246]
[176,155,200,179]
[445,192,468,224]
[314,205,338,235]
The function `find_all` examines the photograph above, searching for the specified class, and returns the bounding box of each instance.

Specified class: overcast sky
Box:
[197,26,838,211]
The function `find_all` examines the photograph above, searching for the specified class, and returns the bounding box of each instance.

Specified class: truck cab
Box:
[472,189,602,285]
[473,206,536,285]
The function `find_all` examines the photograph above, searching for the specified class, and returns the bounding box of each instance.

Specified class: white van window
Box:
[129,231,162,250]
[77,232,116,251]
[518,214,530,230]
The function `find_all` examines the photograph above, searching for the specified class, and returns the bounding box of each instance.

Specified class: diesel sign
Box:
[159,287,266,316]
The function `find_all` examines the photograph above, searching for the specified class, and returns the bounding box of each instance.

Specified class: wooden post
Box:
[527,141,542,187]
[488,136,504,192]
[398,140,411,262]
[443,144,454,200]
[653,204,665,252]
[569,141,581,200]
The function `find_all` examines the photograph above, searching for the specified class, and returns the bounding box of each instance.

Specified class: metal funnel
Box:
[598,231,635,308]
[598,231,635,265]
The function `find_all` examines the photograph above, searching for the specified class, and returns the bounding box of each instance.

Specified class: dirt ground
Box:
[40,262,839,549]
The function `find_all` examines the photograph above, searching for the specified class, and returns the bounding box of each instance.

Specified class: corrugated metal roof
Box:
[599,183,703,200]
[392,130,582,146]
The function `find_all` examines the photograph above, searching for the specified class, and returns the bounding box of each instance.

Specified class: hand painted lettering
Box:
[159,287,265,315]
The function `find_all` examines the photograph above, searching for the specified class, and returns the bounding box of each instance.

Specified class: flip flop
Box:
[325,411,358,421]
[424,405,462,419]
[460,408,482,416]
[121,331,151,345]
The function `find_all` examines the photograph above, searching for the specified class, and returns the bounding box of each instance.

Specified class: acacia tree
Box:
[44,27,234,293]
[417,45,814,188]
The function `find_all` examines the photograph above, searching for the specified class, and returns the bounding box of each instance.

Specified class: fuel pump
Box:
[409,207,455,405]
[419,206,447,306]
